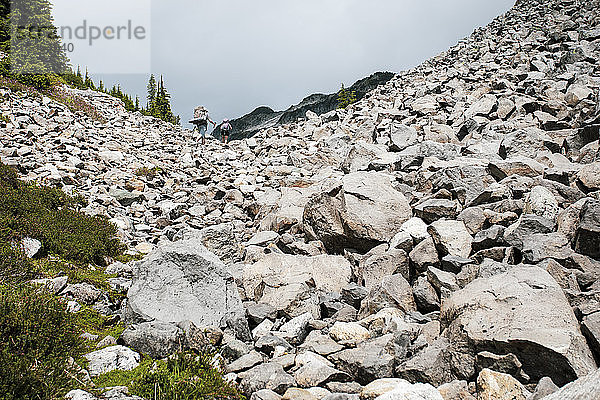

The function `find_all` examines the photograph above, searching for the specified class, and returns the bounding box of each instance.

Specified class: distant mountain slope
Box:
[220,71,395,139]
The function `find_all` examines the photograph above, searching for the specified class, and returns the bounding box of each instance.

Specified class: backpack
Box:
[221,122,232,132]
[194,106,209,121]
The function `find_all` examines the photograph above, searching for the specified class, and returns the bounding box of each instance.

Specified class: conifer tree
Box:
[84,68,94,89]
[337,83,357,109]
[146,74,157,114]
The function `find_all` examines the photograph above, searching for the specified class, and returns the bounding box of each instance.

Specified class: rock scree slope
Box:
[2,0,600,398]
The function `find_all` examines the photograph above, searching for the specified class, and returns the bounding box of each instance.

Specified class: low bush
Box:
[0,284,86,400]
[95,352,242,400]
[0,162,124,268]
[0,239,35,284]
[135,166,162,180]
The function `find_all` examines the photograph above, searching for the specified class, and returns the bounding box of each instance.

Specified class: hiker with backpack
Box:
[221,119,232,144]
[189,106,216,145]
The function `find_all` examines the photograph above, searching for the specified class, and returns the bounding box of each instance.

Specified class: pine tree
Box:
[337,83,357,109]
[84,68,95,89]
[3,0,69,82]
[146,74,157,114]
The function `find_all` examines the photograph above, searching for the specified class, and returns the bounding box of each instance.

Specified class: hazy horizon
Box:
[52,1,516,127]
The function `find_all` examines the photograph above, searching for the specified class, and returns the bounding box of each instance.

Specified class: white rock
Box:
[84,345,140,377]
[329,321,371,346]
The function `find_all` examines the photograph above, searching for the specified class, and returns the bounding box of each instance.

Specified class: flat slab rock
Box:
[242,253,352,303]
[441,266,596,387]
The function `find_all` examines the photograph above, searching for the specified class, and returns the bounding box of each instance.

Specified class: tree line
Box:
[0,0,180,125]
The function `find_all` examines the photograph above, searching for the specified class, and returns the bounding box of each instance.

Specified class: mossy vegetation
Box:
[94,353,243,400]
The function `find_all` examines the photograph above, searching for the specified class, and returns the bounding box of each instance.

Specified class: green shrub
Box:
[0,238,35,284]
[0,162,124,268]
[135,166,161,180]
[337,83,357,109]
[94,353,242,400]
[0,284,86,400]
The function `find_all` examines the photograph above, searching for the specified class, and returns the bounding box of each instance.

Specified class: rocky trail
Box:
[2,0,600,399]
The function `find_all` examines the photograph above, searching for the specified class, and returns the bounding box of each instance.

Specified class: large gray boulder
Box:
[242,253,352,317]
[304,172,412,253]
[239,362,296,395]
[441,266,596,386]
[84,345,140,377]
[126,237,249,339]
[575,200,600,260]
[541,368,600,400]
[119,321,185,359]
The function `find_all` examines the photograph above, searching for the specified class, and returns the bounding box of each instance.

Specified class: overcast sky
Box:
[53,0,515,127]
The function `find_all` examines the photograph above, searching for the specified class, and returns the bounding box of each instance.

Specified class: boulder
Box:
[300,330,344,356]
[412,275,440,313]
[242,253,352,316]
[503,215,554,249]
[476,369,528,400]
[304,172,412,253]
[414,199,460,224]
[428,220,473,258]
[523,186,560,222]
[575,200,600,259]
[126,237,249,339]
[250,390,282,400]
[65,390,98,400]
[360,379,407,400]
[577,162,600,192]
[330,335,396,385]
[239,362,296,395]
[359,274,417,318]
[499,128,551,160]
[397,337,474,387]
[521,233,573,264]
[527,377,559,400]
[276,312,313,345]
[84,345,140,377]
[118,321,185,359]
[358,248,410,288]
[372,380,443,400]
[541,368,600,400]
[441,266,596,386]
[21,237,42,258]
[227,351,264,373]
[282,388,318,400]
[409,236,440,273]
[389,124,419,152]
[581,312,600,357]
[295,352,352,388]
[342,142,389,173]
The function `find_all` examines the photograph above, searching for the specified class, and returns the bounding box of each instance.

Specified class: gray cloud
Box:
[89,0,515,126]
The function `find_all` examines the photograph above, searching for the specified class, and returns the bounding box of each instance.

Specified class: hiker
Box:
[221,119,232,144]
[189,106,216,145]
